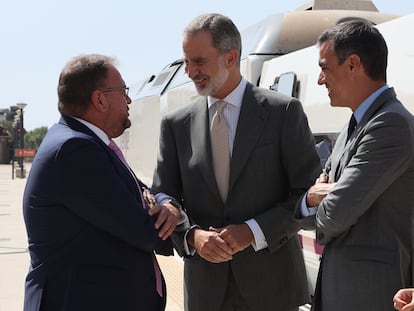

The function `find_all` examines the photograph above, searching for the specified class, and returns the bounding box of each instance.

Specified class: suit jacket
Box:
[152,82,321,311]
[301,88,414,311]
[23,115,172,311]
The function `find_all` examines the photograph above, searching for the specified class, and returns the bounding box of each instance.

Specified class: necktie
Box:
[108,139,163,297]
[347,114,357,142]
[109,139,127,163]
[210,100,230,202]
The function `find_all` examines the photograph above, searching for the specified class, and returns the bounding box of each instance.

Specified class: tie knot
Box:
[109,139,119,151]
[215,100,227,114]
[109,140,126,163]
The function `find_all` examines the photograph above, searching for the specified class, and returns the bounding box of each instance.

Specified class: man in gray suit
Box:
[298,20,414,311]
[151,13,321,311]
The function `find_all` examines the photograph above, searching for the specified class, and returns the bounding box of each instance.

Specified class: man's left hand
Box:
[210,224,254,254]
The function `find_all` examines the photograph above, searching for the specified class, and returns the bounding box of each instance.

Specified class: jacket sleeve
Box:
[55,137,172,254]
[254,98,321,252]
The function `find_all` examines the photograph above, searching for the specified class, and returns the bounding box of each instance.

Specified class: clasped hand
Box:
[142,189,180,240]
[306,171,335,207]
[190,224,254,263]
[394,288,414,311]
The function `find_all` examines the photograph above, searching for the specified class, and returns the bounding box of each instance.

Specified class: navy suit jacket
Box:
[23,115,172,311]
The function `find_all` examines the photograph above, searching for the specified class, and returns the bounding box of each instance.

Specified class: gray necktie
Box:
[210,100,230,202]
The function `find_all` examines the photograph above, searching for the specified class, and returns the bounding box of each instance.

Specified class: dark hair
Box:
[57,54,116,116]
[318,19,388,82]
[184,13,242,65]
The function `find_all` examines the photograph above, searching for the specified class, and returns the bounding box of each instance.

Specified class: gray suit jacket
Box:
[302,88,414,311]
[152,83,321,311]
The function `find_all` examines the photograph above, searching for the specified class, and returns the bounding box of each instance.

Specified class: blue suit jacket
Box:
[23,115,172,311]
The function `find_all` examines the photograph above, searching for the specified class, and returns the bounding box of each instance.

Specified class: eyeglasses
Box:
[98,86,129,98]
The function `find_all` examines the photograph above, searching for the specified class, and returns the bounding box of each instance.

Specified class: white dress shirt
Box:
[207,78,268,251]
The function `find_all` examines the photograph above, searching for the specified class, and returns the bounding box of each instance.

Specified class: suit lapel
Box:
[330,129,347,181]
[359,87,396,126]
[330,88,397,181]
[230,84,268,191]
[187,85,271,199]
[188,99,219,197]
[61,115,146,193]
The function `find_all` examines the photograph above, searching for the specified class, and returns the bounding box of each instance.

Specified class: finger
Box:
[197,235,233,262]
[394,298,406,307]
[154,208,168,229]
[208,255,232,263]
[209,226,223,233]
[158,223,174,240]
[217,228,243,253]
[214,235,234,255]
[148,204,161,216]
[402,304,414,311]
[204,248,232,263]
[158,215,178,240]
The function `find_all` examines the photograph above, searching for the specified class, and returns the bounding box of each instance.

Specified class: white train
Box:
[117,1,413,308]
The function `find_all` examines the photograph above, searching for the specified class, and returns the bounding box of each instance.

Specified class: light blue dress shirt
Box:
[301,85,390,217]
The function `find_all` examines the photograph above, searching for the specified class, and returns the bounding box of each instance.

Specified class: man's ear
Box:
[225,49,238,68]
[347,54,361,73]
[91,90,107,112]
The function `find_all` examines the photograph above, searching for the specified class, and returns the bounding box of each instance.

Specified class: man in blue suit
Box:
[22,54,181,311]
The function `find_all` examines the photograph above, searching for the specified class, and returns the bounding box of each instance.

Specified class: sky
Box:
[1,0,413,131]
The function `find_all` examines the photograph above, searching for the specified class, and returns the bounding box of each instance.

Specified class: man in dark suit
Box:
[22,54,181,311]
[151,13,321,311]
[298,20,414,311]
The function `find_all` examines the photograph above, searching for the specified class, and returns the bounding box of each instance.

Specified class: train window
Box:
[165,64,191,91]
[269,72,300,98]
[152,71,171,87]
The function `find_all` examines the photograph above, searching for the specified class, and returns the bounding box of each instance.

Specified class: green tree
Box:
[24,126,48,149]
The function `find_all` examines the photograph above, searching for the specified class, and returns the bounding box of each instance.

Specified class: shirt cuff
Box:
[300,193,317,217]
[183,225,199,256]
[245,219,268,251]
[154,192,173,204]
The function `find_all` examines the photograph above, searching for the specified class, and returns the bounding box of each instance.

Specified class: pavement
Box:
[0,163,185,311]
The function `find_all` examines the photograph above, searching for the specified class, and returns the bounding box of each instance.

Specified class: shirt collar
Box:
[207,78,247,109]
[72,117,110,145]
[353,85,389,123]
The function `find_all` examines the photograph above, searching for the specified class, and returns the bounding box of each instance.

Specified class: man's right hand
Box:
[188,228,233,263]
[306,172,335,206]
[394,288,414,311]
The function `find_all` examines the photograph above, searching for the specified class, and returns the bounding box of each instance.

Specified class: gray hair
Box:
[184,13,242,65]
